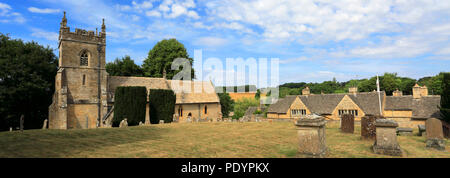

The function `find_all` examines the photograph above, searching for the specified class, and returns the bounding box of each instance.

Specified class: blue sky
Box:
[0,0,449,86]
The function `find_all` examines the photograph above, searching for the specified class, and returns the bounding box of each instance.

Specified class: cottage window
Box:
[339,109,358,116]
[204,105,207,114]
[80,51,88,66]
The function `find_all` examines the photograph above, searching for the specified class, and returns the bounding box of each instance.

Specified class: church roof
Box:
[168,80,220,104]
[108,76,219,104]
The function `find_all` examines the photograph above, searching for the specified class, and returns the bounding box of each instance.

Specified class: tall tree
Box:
[440,72,450,123]
[106,55,143,76]
[0,34,58,130]
[142,39,195,79]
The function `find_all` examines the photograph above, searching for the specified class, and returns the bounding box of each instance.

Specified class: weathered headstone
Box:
[187,116,192,123]
[361,115,377,140]
[42,119,48,129]
[139,121,143,126]
[19,115,24,132]
[159,120,165,124]
[396,127,413,136]
[340,114,354,133]
[9,127,12,132]
[418,125,426,136]
[372,119,402,156]
[425,118,445,150]
[119,118,128,128]
[173,114,179,123]
[294,114,327,158]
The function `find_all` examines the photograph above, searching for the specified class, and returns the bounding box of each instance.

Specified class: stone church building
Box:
[48,13,221,129]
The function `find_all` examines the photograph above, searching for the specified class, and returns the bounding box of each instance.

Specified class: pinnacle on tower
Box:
[61,11,67,27]
[101,18,106,32]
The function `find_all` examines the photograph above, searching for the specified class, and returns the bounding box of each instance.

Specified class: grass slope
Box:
[0,122,448,158]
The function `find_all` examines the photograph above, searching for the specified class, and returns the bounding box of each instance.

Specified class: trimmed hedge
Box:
[149,89,176,124]
[113,86,147,127]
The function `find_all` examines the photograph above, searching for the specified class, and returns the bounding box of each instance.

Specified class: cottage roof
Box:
[385,95,441,119]
[268,91,386,115]
[267,95,298,114]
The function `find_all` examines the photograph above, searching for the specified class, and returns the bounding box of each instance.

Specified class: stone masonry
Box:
[372,119,402,156]
[294,114,327,158]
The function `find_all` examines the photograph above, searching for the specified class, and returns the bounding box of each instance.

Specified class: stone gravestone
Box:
[396,127,413,136]
[361,115,377,140]
[159,120,165,124]
[425,118,445,150]
[340,114,354,133]
[418,125,426,137]
[42,119,48,129]
[119,118,128,128]
[372,119,402,156]
[139,121,143,126]
[294,114,327,158]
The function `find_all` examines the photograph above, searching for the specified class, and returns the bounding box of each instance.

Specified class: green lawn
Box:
[0,121,448,158]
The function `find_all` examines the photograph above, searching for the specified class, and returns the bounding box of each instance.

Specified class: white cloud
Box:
[28,7,60,14]
[0,2,25,23]
[146,10,161,17]
[279,56,310,64]
[194,36,228,47]
[31,28,59,41]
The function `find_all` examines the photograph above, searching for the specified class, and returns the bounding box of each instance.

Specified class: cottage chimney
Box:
[393,89,403,96]
[349,87,358,94]
[302,87,310,96]
[420,85,428,97]
[413,83,421,99]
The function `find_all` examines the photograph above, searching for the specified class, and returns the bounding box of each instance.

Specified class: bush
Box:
[113,86,147,127]
[440,72,450,123]
[149,89,176,124]
[232,97,259,120]
[217,92,234,118]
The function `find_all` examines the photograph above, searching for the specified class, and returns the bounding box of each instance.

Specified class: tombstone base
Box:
[297,150,327,158]
[372,143,403,156]
[425,138,446,150]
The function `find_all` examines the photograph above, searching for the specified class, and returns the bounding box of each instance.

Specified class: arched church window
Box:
[80,51,88,66]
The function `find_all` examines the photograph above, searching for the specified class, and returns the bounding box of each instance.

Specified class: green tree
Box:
[381,73,398,95]
[440,72,450,123]
[142,39,195,79]
[255,89,261,99]
[106,55,143,76]
[218,92,234,118]
[112,86,147,127]
[0,34,58,130]
[232,97,259,120]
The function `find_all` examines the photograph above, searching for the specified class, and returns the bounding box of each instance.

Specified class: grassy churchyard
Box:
[0,121,448,158]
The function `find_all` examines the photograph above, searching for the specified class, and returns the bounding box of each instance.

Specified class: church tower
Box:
[49,12,108,129]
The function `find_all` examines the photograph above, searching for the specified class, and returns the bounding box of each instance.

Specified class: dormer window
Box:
[80,51,88,66]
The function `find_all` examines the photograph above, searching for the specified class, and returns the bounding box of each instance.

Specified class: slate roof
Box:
[267,95,298,114]
[268,91,386,115]
[385,95,441,119]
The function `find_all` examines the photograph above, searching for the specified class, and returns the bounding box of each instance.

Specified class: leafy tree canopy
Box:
[142,39,195,80]
[218,92,234,118]
[0,34,58,130]
[106,55,144,77]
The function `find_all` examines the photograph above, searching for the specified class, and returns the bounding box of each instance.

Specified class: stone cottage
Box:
[267,85,441,128]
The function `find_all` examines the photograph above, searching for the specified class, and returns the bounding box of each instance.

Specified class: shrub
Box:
[440,72,450,123]
[149,89,176,124]
[217,92,234,118]
[113,86,147,127]
[232,97,259,120]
